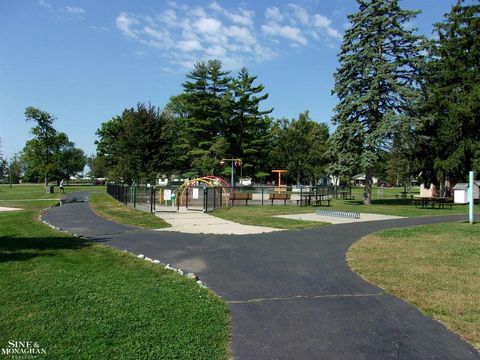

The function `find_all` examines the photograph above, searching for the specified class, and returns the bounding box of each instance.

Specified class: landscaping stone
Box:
[137,254,145,259]
[186,273,199,281]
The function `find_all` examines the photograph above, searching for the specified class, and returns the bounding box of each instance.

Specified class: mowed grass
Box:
[0,185,231,359]
[211,187,477,229]
[89,192,170,230]
[348,222,480,349]
[213,205,328,229]
[0,184,104,211]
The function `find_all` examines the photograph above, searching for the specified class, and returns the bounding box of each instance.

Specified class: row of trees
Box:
[95,60,330,185]
[1,108,86,185]
[329,0,479,204]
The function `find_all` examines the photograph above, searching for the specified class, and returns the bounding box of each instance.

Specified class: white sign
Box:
[192,188,199,199]
[163,189,171,201]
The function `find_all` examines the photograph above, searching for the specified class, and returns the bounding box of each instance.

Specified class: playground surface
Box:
[156,208,282,235]
[42,193,479,360]
[277,212,403,224]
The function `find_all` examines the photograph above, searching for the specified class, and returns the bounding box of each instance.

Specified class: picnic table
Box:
[336,191,355,200]
[297,193,331,207]
[412,197,453,209]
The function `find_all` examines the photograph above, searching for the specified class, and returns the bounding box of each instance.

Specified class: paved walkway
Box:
[42,192,479,360]
[156,208,282,234]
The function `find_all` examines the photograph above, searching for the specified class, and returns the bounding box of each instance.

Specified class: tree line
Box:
[93,60,330,185]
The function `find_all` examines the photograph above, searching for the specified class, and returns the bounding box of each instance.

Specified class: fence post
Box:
[261,187,264,206]
[203,187,207,212]
[150,187,153,213]
[213,187,216,210]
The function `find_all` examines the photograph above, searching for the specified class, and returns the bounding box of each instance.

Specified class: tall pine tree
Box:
[329,0,425,204]
[181,60,232,175]
[229,67,272,178]
[416,0,480,189]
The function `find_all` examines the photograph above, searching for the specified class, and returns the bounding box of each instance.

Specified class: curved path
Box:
[43,192,479,360]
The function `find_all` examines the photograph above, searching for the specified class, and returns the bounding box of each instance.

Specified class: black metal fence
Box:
[107,183,157,213]
[107,183,351,213]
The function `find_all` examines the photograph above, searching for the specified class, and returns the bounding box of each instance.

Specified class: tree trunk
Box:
[439,173,446,197]
[44,175,48,187]
[363,169,373,205]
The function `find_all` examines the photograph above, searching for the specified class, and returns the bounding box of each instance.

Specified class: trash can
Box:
[46,186,54,194]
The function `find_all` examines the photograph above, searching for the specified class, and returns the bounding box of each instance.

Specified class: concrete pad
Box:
[156,209,283,235]
[276,212,403,224]
[0,206,22,212]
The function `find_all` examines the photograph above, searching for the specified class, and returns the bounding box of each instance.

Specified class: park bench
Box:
[229,192,253,206]
[269,193,291,205]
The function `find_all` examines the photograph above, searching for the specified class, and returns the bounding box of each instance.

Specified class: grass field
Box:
[348,222,480,350]
[89,192,170,229]
[0,184,231,359]
[211,187,477,228]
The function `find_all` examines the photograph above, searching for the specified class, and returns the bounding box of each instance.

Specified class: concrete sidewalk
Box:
[276,212,403,224]
[156,209,283,235]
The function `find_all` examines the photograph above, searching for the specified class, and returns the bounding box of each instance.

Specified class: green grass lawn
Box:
[0,185,231,359]
[89,192,170,230]
[348,222,480,350]
[211,187,477,228]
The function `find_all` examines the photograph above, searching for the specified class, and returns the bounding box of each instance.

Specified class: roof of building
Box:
[453,183,468,190]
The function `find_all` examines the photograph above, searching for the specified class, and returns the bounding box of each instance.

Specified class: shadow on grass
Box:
[343,198,414,206]
[0,235,91,263]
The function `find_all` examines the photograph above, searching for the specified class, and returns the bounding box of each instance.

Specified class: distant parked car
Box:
[95,178,106,185]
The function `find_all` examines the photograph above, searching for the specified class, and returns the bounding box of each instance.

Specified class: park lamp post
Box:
[220,158,242,188]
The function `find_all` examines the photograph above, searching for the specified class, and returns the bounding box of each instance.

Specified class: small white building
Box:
[453,183,468,204]
[453,181,480,204]
[351,174,379,187]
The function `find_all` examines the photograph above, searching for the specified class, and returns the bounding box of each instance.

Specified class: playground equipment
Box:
[272,170,288,193]
[176,176,233,208]
[220,158,243,187]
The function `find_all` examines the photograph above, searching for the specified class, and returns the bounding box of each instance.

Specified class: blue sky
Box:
[0,0,458,159]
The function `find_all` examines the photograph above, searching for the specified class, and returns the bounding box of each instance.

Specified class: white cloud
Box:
[194,17,222,33]
[326,27,342,40]
[261,22,307,46]
[116,13,139,39]
[313,14,331,28]
[224,26,256,46]
[64,6,86,15]
[265,7,283,22]
[114,3,341,71]
[289,4,309,26]
[177,39,203,52]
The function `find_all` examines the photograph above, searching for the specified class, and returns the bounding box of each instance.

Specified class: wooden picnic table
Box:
[412,197,453,209]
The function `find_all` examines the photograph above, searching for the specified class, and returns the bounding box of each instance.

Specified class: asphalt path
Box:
[43,192,480,360]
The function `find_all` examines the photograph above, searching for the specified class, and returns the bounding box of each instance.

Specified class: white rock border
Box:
[39,205,206,289]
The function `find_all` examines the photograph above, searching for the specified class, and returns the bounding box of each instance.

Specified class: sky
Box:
[0,0,459,159]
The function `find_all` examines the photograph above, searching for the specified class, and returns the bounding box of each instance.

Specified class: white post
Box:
[469,171,475,224]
